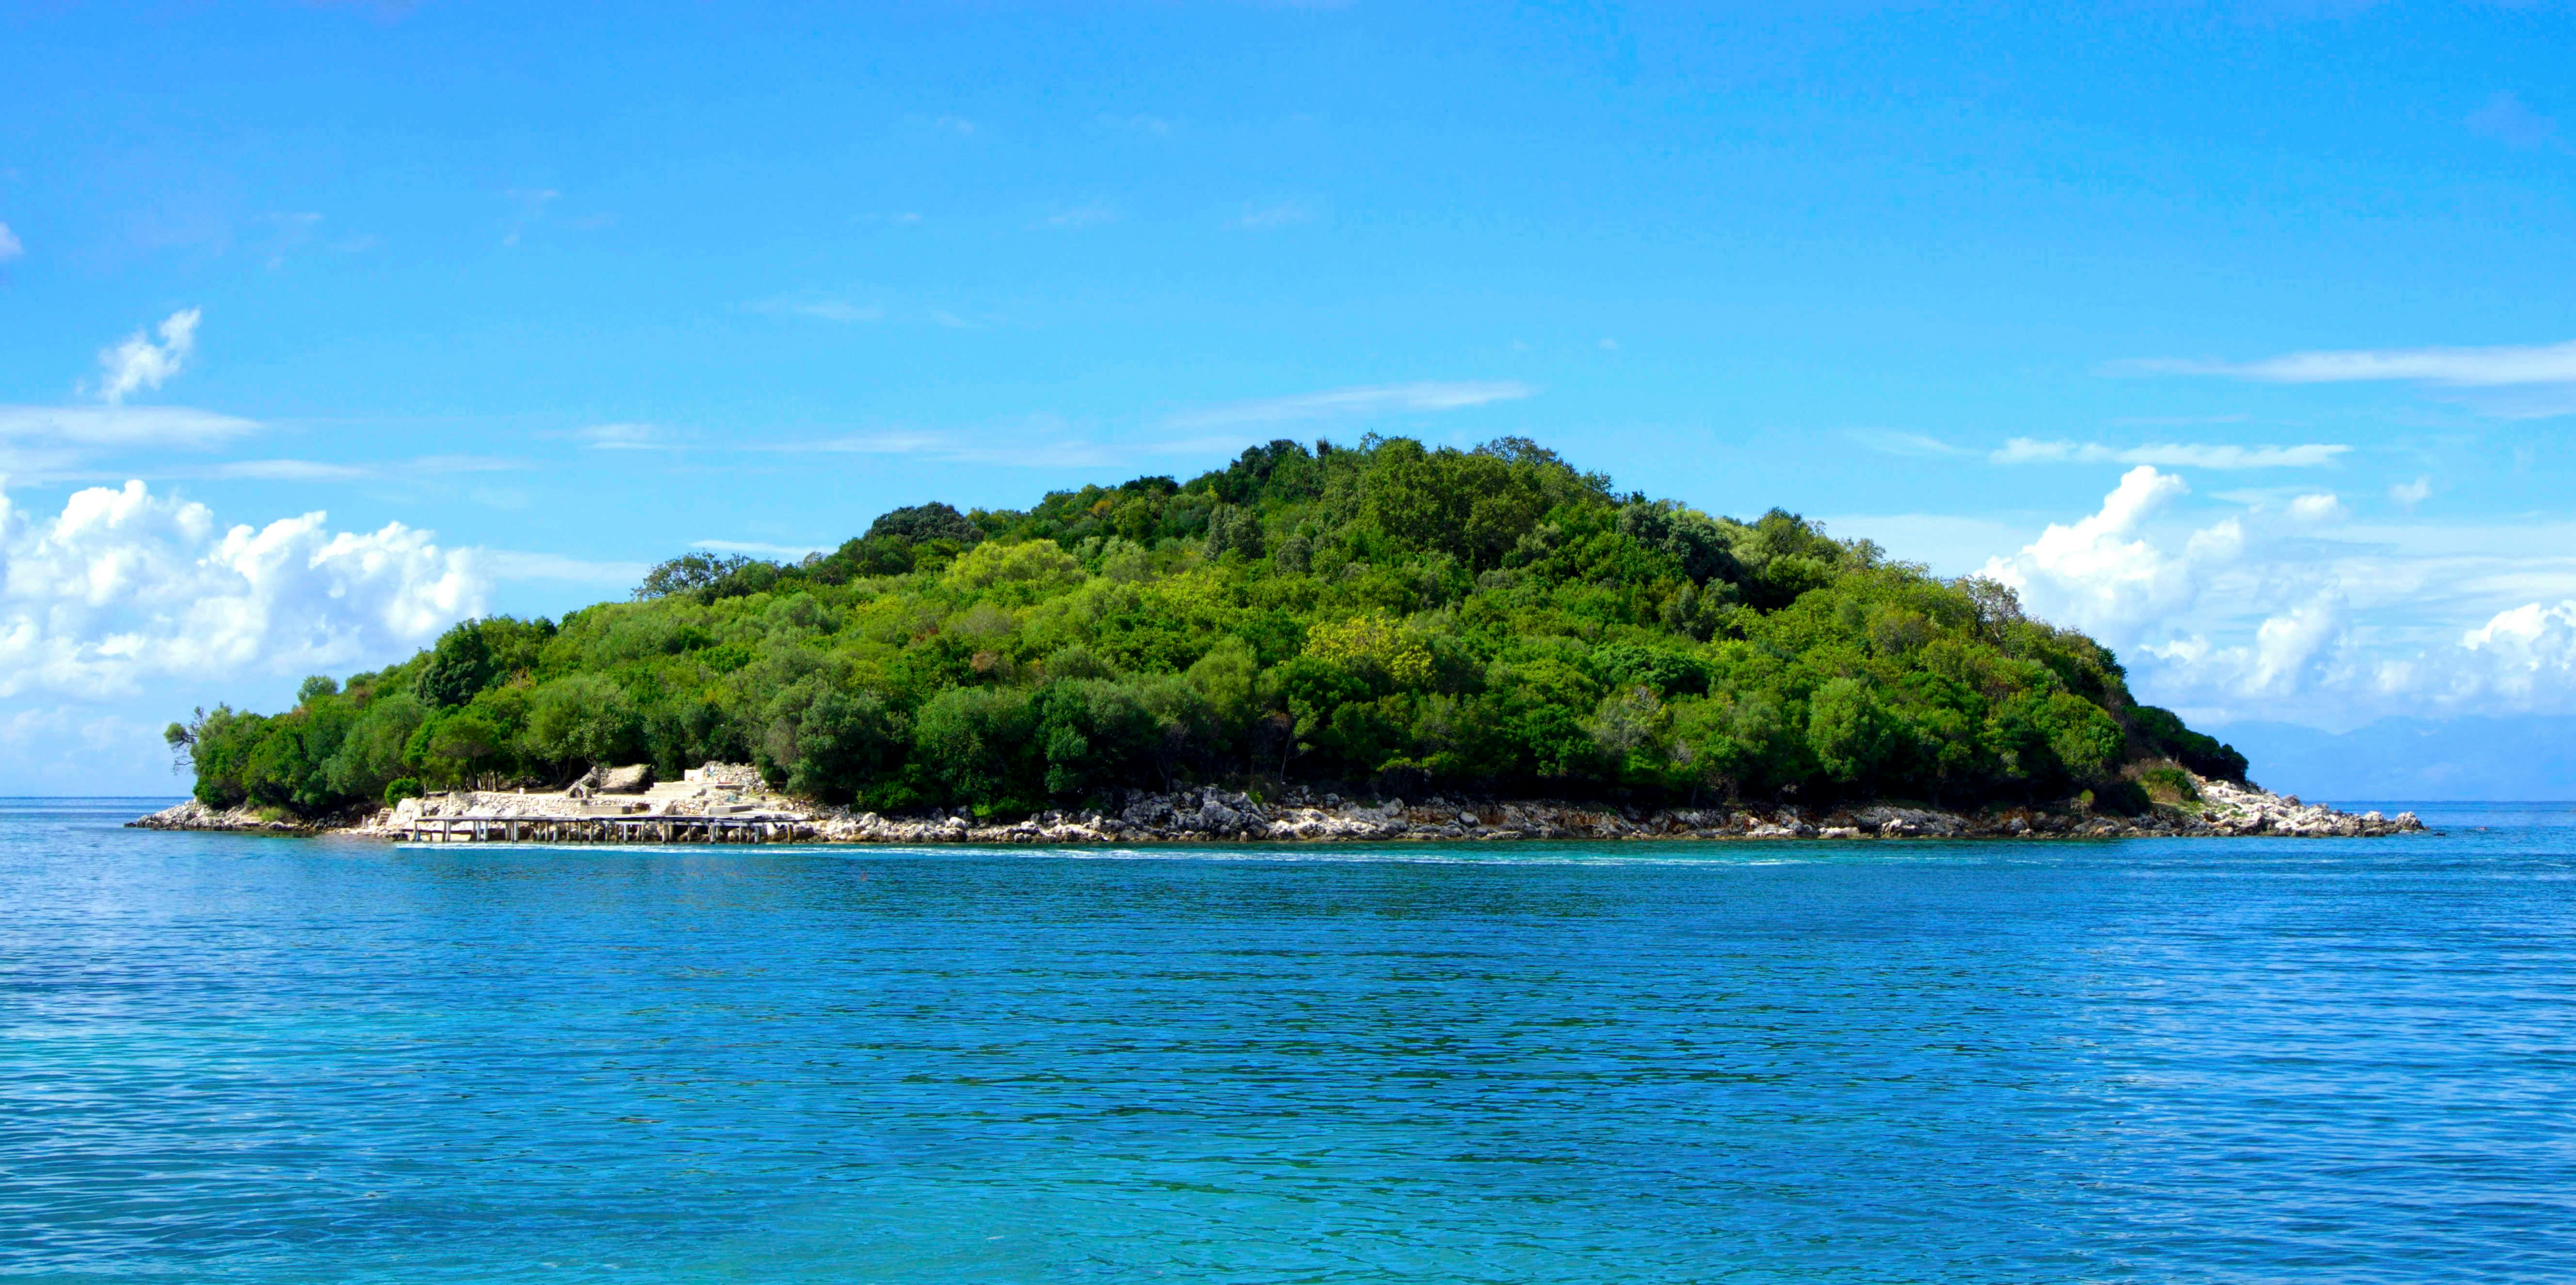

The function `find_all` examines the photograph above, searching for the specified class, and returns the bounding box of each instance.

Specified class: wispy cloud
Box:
[1993,438,2350,469]
[258,211,323,269]
[413,455,526,474]
[482,550,651,584]
[2468,92,2567,152]
[1164,380,1536,430]
[1846,429,1970,458]
[1039,199,1119,229]
[0,403,255,448]
[2390,476,2433,507]
[190,454,526,482]
[1099,113,1172,135]
[0,222,21,261]
[208,459,374,482]
[1234,200,1317,230]
[754,429,1123,468]
[501,188,558,247]
[2118,339,2576,387]
[571,422,678,450]
[2107,413,2251,428]
[792,300,885,323]
[749,293,982,326]
[93,309,200,404]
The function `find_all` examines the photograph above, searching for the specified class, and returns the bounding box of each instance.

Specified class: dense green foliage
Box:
[170,436,2248,818]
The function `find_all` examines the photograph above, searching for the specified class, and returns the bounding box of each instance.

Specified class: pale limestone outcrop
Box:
[137,765,2429,844]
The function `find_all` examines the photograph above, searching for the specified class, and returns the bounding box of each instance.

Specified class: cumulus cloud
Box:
[1982,467,2350,711]
[2456,603,2576,703]
[2287,492,2347,523]
[1982,466,2199,634]
[1992,437,2348,468]
[0,480,485,700]
[1165,380,1536,430]
[1980,466,2576,726]
[94,309,201,404]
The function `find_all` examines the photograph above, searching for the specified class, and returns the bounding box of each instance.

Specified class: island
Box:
[138,435,2420,842]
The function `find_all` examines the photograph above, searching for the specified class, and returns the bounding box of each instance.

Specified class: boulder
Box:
[598,764,654,793]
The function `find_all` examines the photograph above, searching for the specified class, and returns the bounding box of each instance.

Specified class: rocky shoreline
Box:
[133,770,2423,844]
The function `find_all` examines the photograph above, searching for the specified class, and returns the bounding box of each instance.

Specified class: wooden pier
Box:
[400,814,813,844]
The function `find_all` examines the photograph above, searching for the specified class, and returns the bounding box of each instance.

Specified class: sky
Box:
[5,1,2576,797]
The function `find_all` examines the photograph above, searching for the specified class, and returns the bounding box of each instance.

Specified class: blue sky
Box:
[6,1,2576,796]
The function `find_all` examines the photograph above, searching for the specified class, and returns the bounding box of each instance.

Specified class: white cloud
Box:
[208,459,375,482]
[1846,429,1970,458]
[2287,492,2347,523]
[112,454,529,485]
[1164,380,1536,430]
[94,309,201,405]
[1978,467,2576,726]
[745,295,884,324]
[0,222,20,261]
[2389,475,2432,507]
[1992,437,2348,469]
[2127,338,2576,387]
[794,300,885,323]
[2456,603,2576,704]
[573,422,674,450]
[1982,466,2200,637]
[0,404,257,448]
[0,480,484,701]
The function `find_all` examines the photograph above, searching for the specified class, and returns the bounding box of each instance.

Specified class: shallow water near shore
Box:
[7,797,2576,1283]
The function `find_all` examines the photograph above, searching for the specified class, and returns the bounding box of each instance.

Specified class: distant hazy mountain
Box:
[2210,718,2576,803]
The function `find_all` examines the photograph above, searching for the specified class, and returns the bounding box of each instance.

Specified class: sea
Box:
[5,797,2573,1284]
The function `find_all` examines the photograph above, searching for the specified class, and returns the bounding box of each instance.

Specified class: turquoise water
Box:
[7,798,2576,1283]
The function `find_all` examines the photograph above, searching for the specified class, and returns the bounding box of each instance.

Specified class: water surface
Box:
[5,798,2574,1283]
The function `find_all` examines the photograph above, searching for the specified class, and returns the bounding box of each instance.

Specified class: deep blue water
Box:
[6,797,2576,1283]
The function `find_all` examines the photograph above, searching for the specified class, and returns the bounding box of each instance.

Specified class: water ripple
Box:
[3,799,2573,1282]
